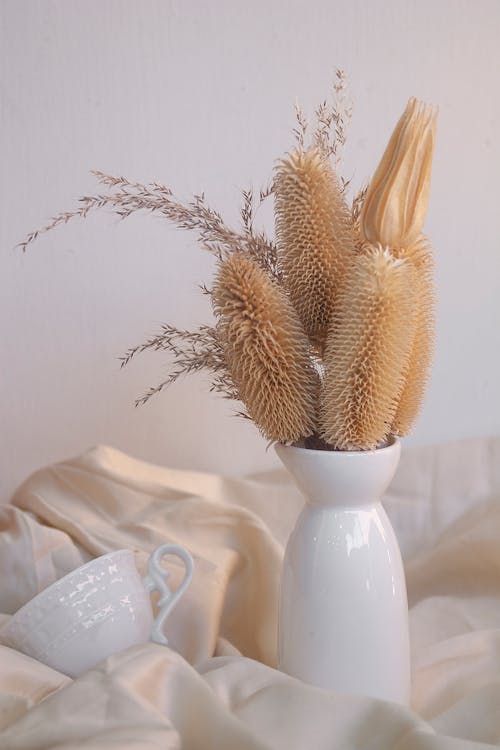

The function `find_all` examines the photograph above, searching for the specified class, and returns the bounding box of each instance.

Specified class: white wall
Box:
[1,0,499,500]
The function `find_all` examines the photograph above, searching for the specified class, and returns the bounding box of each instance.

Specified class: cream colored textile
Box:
[1,438,500,748]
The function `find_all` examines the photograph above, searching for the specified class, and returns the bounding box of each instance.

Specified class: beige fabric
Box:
[0,438,499,748]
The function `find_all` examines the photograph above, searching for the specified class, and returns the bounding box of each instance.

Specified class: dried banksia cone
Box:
[392,237,435,434]
[361,98,437,249]
[212,252,318,443]
[320,245,417,450]
[274,147,355,350]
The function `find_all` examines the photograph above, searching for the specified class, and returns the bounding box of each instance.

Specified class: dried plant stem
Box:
[213,253,319,442]
[314,69,352,164]
[18,171,279,278]
[392,237,435,434]
[293,101,309,149]
[320,246,417,450]
[122,324,238,407]
[351,184,368,241]
[16,78,437,448]
[274,148,355,349]
[121,324,216,367]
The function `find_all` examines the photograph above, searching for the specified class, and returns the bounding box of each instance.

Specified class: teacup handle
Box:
[142,543,194,646]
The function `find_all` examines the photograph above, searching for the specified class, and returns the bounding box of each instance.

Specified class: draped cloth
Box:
[1,438,500,749]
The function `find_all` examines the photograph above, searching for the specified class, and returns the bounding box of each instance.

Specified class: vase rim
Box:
[274,435,401,508]
[276,435,399,457]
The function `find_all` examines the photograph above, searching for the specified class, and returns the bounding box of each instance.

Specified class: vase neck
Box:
[303,495,383,510]
[275,440,401,509]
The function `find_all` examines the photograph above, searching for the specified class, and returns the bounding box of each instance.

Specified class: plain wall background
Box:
[1,0,499,500]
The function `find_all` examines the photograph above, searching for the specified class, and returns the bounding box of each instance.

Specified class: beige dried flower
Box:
[212,252,319,442]
[17,79,439,450]
[274,147,355,350]
[361,98,437,249]
[392,237,435,434]
[320,245,417,450]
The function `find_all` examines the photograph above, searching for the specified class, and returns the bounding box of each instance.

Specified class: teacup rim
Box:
[1,548,134,634]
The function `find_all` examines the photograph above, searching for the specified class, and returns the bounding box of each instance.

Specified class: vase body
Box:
[276,438,410,704]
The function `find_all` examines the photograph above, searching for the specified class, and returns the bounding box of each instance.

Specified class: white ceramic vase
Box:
[276,437,410,704]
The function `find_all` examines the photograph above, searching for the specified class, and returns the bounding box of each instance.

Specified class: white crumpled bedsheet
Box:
[1,437,500,749]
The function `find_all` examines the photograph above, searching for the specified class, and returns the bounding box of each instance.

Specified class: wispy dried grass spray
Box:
[320,245,417,450]
[16,80,439,450]
[213,253,319,442]
[274,148,355,350]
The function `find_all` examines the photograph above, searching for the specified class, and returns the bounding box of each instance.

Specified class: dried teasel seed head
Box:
[361,98,438,249]
[392,236,435,435]
[212,252,319,443]
[320,245,417,450]
[274,147,356,350]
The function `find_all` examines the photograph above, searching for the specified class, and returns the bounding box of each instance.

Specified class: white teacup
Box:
[0,544,193,677]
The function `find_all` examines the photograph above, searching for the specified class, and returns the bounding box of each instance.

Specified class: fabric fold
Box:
[0,437,499,748]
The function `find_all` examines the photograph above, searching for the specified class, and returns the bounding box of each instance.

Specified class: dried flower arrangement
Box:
[20,72,437,451]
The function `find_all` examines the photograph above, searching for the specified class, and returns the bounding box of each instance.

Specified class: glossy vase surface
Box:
[276,438,410,704]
